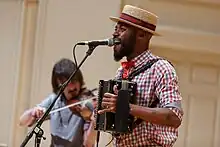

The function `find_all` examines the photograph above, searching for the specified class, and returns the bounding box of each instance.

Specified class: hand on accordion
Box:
[95,80,137,133]
[98,92,118,114]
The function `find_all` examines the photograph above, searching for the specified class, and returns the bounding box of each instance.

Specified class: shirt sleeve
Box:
[37,93,57,109]
[84,101,94,111]
[81,94,94,131]
[155,60,183,121]
[83,121,91,131]
[83,101,93,131]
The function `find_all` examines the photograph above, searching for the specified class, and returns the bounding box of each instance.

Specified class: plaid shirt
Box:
[113,50,183,147]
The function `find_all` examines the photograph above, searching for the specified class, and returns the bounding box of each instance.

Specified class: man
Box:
[19,58,96,147]
[98,5,184,147]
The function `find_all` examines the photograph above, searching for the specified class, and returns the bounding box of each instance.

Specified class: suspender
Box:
[119,58,162,109]
[128,58,160,81]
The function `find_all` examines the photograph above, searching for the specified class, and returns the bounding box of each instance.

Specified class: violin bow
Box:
[49,96,96,114]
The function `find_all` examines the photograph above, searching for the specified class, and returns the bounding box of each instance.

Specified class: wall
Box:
[0,0,23,146]
[122,0,220,52]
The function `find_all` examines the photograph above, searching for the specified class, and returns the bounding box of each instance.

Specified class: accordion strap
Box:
[128,58,160,81]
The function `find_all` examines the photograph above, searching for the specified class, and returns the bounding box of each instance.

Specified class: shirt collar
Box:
[130,50,155,69]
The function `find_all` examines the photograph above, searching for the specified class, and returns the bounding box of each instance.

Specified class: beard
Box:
[113,30,136,61]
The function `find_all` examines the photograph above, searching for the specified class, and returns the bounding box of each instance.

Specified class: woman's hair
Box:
[51,58,85,94]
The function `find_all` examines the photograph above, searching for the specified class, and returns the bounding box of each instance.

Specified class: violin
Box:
[67,98,93,121]
[49,88,97,121]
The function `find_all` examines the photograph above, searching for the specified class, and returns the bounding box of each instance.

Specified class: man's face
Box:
[113,22,136,61]
[58,78,81,100]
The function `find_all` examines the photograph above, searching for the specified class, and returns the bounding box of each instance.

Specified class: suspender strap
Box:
[128,59,160,81]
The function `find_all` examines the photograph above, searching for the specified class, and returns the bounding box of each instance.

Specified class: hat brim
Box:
[110,16,161,36]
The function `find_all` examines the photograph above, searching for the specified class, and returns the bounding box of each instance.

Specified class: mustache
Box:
[58,84,78,93]
[69,88,77,93]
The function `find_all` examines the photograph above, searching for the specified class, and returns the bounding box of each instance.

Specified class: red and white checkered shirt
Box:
[113,50,183,147]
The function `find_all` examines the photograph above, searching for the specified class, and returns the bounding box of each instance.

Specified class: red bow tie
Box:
[121,61,135,69]
[121,61,135,79]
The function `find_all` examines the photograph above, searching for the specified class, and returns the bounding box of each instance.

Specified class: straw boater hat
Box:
[110,5,160,36]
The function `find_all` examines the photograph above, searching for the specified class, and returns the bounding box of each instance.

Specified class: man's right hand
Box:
[30,107,45,119]
[19,106,45,127]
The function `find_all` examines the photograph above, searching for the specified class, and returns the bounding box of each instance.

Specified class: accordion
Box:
[94,79,137,134]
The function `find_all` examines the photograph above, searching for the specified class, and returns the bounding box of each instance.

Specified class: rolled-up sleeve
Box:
[155,60,184,121]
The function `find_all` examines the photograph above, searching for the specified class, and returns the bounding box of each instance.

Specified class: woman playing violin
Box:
[19,58,97,147]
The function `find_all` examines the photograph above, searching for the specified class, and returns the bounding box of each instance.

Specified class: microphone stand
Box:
[20,44,97,147]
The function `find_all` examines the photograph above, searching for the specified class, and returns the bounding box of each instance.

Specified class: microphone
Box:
[77,38,121,47]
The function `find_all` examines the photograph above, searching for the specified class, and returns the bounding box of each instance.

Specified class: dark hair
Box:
[51,58,85,94]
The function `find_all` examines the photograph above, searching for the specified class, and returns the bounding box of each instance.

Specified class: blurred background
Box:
[0,0,220,146]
